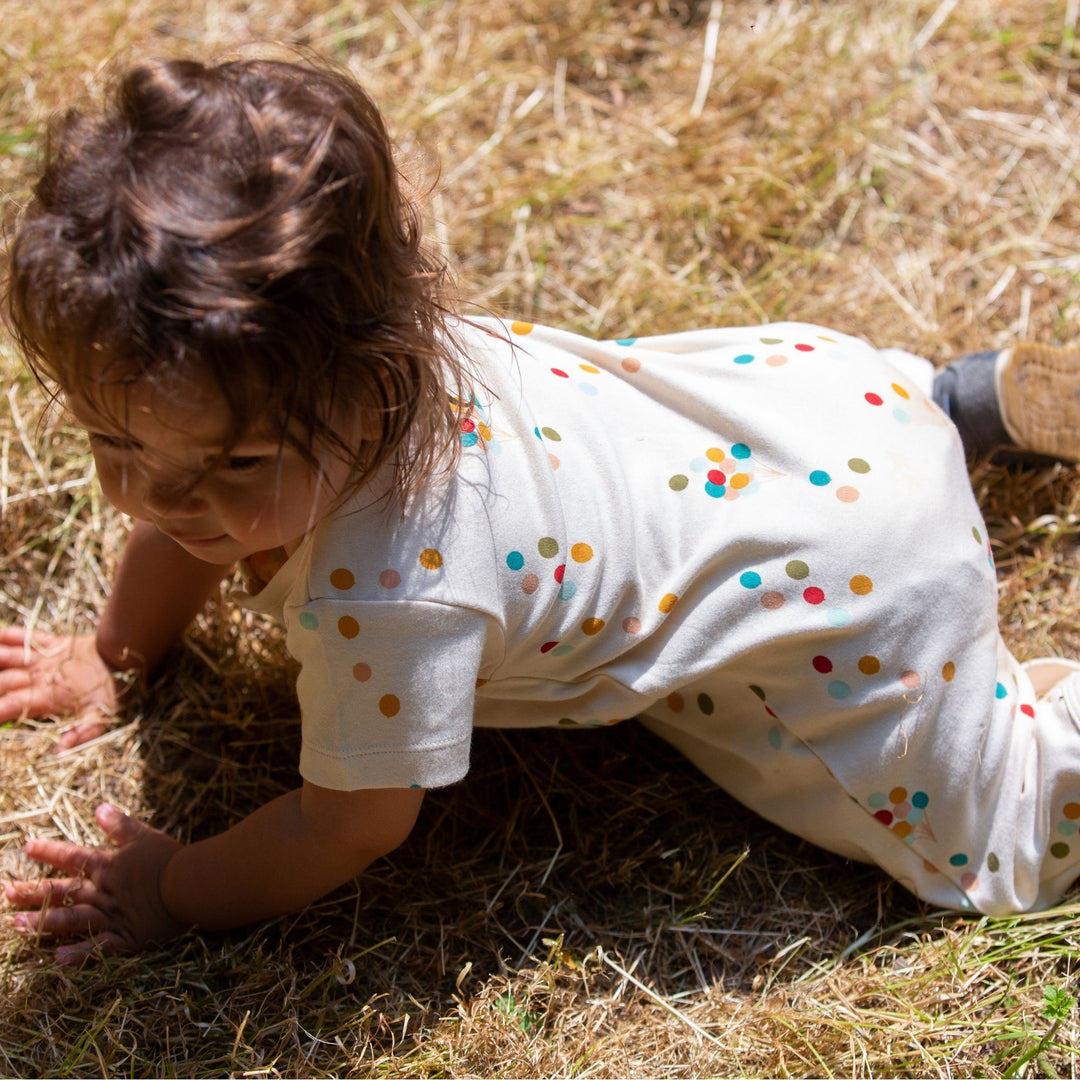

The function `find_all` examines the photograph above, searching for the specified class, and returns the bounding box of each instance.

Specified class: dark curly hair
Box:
[2,54,470,497]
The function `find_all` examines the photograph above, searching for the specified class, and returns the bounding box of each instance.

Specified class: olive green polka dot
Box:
[541,426,562,441]
[1051,842,1071,859]
[697,693,714,715]
[972,526,982,544]
[669,474,689,491]
[785,560,810,580]
[848,458,871,473]
[749,684,766,701]
[987,852,1000,872]
[538,537,559,558]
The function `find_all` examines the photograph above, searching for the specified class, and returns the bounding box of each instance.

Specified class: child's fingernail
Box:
[12,914,27,930]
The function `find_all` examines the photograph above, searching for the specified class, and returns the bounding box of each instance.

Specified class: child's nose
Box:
[140,473,206,517]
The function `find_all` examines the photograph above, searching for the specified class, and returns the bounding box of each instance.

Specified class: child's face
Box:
[67,377,356,564]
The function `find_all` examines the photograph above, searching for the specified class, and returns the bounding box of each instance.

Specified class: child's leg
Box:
[640,636,1080,914]
[932,344,1080,460]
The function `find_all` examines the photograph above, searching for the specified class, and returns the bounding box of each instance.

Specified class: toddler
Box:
[4,55,1080,963]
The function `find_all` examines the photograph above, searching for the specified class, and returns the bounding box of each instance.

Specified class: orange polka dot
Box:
[923,859,940,874]
[571,543,594,563]
[379,694,400,717]
[888,786,908,804]
[621,357,642,374]
[510,321,534,334]
[352,663,372,682]
[659,593,678,614]
[1064,802,1080,820]
[582,617,605,635]
[891,382,910,399]
[329,567,355,590]
[892,820,912,839]
[706,447,724,462]
[942,661,956,682]
[858,655,880,675]
[849,574,873,595]
[419,548,443,570]
[338,616,360,639]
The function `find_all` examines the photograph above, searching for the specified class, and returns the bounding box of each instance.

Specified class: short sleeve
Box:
[285,598,492,790]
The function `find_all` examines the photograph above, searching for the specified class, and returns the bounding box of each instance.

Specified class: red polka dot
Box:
[803,586,825,605]
[540,641,559,653]
[812,655,833,673]
[1020,703,1035,718]
[874,809,894,826]
[554,564,566,583]
[765,706,778,718]
[667,692,685,712]
[865,392,883,406]
[794,343,814,352]
[551,368,569,378]
[461,419,476,433]
[707,469,726,485]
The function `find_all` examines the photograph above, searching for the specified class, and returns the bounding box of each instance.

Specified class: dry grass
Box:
[3,0,1080,1075]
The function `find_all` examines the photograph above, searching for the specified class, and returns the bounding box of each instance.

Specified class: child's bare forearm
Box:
[159,784,425,931]
[96,522,234,677]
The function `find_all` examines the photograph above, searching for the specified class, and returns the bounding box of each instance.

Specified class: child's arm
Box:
[0,521,233,747]
[6,781,425,961]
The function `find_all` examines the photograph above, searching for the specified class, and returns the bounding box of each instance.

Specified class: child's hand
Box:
[0,629,123,749]
[5,803,187,963]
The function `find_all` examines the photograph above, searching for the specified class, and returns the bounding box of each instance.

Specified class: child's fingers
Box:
[94,802,153,847]
[56,718,112,751]
[12,900,111,940]
[22,837,102,878]
[5,875,106,912]
[55,932,128,966]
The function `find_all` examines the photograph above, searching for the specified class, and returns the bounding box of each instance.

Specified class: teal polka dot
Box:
[995,682,1008,699]
[740,571,762,589]
[827,680,852,699]
[867,792,887,809]
[733,353,755,365]
[731,443,751,459]
[1058,820,1078,836]
[559,581,577,601]
[826,607,852,627]
[461,432,479,447]
[299,611,319,631]
[949,853,968,867]
[907,808,924,824]
[506,551,525,571]
[616,337,637,346]
[552,644,574,656]
[704,482,726,498]
[809,470,831,486]
[767,727,782,750]
[911,791,929,809]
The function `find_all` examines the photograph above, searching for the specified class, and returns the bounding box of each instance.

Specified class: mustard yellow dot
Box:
[892,820,912,839]
[730,473,751,489]
[379,694,401,717]
[659,593,678,614]
[330,567,355,590]
[338,616,360,639]
[942,661,956,682]
[706,447,725,462]
[419,548,443,570]
[849,574,873,595]
[571,543,594,563]
[888,786,908,804]
[582,617,605,636]
[579,363,600,374]
[478,422,491,442]
[858,655,881,675]
[891,382,910,400]
[1064,802,1080,820]
[510,321,534,334]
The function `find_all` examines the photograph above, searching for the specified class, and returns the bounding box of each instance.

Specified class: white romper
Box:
[239,318,1080,915]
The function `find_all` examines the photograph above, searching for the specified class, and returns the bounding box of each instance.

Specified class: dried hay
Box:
[2,0,1080,1076]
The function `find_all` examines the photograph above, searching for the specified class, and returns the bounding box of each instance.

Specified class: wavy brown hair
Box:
[2,54,469,498]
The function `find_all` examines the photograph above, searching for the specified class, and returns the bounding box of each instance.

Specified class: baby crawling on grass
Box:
[4,54,1080,962]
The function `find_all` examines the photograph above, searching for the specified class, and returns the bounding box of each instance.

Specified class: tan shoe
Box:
[997,344,1080,461]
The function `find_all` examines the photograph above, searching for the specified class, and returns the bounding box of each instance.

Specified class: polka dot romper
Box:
[239,318,1080,915]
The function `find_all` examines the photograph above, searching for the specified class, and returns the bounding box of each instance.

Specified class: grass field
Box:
[3,0,1080,1075]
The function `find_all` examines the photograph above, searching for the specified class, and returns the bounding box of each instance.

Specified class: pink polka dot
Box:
[622,616,642,633]
[765,354,787,366]
[803,586,825,605]
[761,591,785,609]
[379,569,402,589]
[960,872,978,891]
[865,392,883,406]
[352,663,372,682]
[900,670,921,689]
[621,357,642,373]
[521,573,539,595]
[836,486,860,503]
[549,454,560,470]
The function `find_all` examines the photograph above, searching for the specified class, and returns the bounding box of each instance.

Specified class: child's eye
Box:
[88,432,138,452]
[222,454,269,473]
